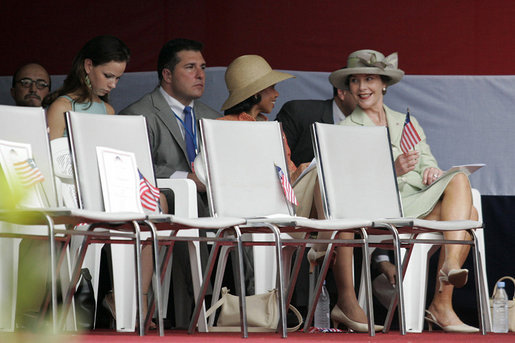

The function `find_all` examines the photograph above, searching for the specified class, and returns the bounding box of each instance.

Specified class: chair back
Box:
[51,137,78,208]
[66,112,156,212]
[312,123,403,219]
[198,119,292,218]
[0,105,57,207]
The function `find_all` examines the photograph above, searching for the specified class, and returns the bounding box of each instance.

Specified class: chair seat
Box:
[374,218,482,231]
[148,214,245,229]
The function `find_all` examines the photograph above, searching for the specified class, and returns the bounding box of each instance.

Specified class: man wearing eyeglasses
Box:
[10,63,51,107]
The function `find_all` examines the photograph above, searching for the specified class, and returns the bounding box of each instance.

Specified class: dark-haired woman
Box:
[219,54,309,183]
[45,35,130,139]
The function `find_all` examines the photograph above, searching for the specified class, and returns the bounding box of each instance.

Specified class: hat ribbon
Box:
[355,52,398,70]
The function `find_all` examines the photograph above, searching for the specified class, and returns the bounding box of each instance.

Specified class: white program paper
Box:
[96,146,142,213]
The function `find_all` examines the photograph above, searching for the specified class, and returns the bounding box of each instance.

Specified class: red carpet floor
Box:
[2,330,515,343]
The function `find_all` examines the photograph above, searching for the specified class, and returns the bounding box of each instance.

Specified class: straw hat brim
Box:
[329,67,404,90]
[221,70,294,111]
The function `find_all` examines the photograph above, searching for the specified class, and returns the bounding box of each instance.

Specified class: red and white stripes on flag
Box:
[138,170,160,212]
[13,158,45,187]
[400,111,421,154]
[275,164,298,206]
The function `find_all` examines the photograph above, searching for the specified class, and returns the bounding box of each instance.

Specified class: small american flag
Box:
[400,110,421,154]
[138,170,160,212]
[275,164,298,206]
[13,158,45,187]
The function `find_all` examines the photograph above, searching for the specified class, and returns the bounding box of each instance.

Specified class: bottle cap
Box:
[497,281,505,288]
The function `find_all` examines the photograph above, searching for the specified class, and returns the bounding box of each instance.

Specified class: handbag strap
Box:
[205,287,229,319]
[287,303,303,332]
[493,276,515,299]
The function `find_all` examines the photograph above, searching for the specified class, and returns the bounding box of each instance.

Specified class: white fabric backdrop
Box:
[1,69,513,196]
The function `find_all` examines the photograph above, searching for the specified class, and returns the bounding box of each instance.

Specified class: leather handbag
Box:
[206,287,303,332]
[489,276,515,332]
[75,268,96,329]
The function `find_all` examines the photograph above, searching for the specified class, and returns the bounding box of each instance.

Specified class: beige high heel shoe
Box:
[330,304,383,333]
[307,248,326,264]
[424,310,478,333]
[438,268,468,291]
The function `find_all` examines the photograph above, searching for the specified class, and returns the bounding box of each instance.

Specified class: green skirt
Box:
[401,171,466,218]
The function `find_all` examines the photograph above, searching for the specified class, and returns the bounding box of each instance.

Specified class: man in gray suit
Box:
[120,38,220,217]
[120,38,219,329]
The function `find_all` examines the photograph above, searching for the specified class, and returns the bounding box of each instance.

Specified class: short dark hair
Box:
[157,38,203,81]
[224,94,261,115]
[12,63,51,91]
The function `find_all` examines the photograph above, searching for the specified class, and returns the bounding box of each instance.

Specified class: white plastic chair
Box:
[311,123,487,335]
[65,111,245,336]
[189,119,376,337]
[0,105,69,332]
[358,188,490,333]
[0,105,146,334]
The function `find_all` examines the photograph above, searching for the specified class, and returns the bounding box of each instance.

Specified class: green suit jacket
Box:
[341,105,439,197]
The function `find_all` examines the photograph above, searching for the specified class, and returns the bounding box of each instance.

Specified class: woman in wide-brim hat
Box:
[339,49,479,333]
[219,54,310,183]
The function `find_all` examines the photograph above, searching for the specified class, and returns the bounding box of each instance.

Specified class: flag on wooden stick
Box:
[275,164,298,206]
[13,158,45,187]
[400,109,421,154]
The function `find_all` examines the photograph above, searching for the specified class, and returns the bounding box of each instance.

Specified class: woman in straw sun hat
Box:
[219,54,311,184]
[339,49,479,333]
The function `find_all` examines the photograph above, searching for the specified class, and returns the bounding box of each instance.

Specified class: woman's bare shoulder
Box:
[48,96,73,114]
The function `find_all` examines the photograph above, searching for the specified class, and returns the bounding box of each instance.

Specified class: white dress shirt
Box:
[159,87,196,179]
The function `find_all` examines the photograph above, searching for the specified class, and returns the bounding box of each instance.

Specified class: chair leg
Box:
[131,222,144,336]
[59,227,95,330]
[471,230,487,335]
[360,229,375,337]
[390,227,406,335]
[144,220,164,336]
[285,244,306,308]
[303,235,336,332]
[44,215,58,334]
[188,229,228,334]
[208,245,232,327]
[234,227,248,338]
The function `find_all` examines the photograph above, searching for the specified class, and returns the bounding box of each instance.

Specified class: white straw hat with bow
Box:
[329,49,404,90]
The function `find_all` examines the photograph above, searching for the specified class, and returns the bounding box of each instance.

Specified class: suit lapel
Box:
[150,88,189,159]
[348,105,406,145]
[321,99,334,124]
[348,106,372,126]
[384,105,405,147]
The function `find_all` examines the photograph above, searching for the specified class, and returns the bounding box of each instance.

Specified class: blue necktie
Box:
[183,106,196,164]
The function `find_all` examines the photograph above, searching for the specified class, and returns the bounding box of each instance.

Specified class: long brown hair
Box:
[43,35,130,108]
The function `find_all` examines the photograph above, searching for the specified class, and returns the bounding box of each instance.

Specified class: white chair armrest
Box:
[157,178,198,218]
[471,188,482,221]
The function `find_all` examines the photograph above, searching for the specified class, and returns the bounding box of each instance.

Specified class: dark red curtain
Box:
[1,0,514,75]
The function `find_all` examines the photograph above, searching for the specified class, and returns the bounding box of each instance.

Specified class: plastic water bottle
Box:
[314,280,330,328]
[492,281,509,333]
